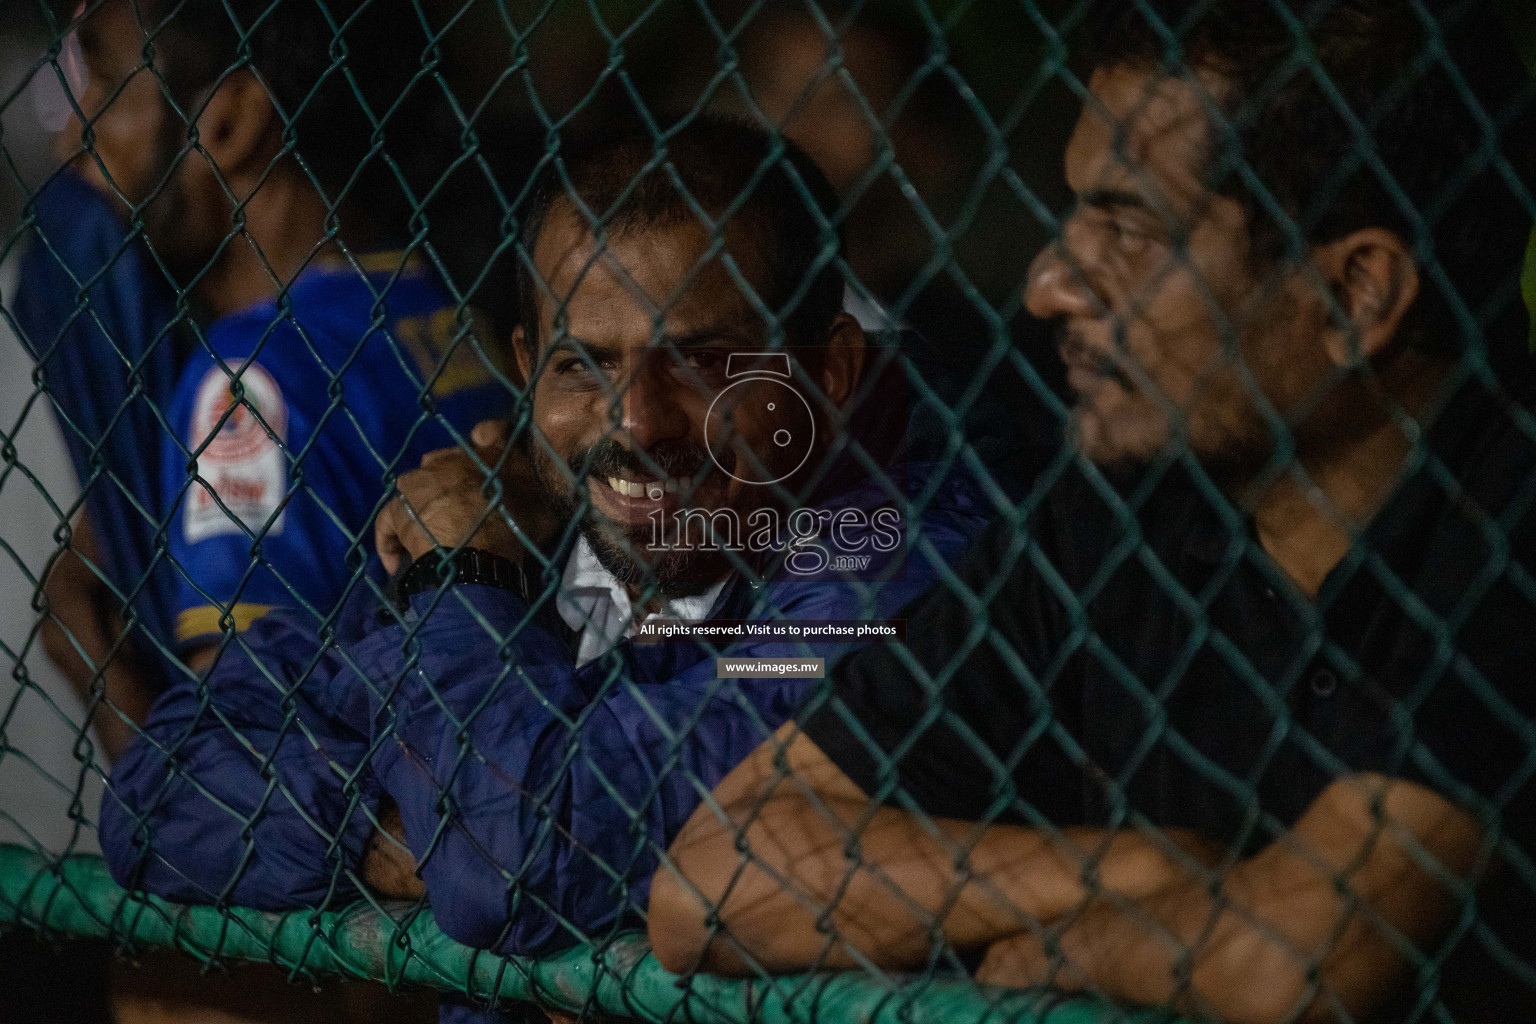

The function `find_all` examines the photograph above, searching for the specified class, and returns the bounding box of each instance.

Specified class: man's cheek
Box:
[96,83,168,201]
[526,436,582,519]
[708,379,814,484]
[87,116,148,200]
[533,390,597,454]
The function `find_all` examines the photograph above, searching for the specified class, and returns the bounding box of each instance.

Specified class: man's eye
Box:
[555,357,612,376]
[1110,221,1156,256]
[685,351,723,371]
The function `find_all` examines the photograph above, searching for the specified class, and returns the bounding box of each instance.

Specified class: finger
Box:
[393,466,438,506]
[974,934,1045,988]
[398,461,476,501]
[391,474,486,558]
[975,941,1005,984]
[375,502,408,575]
[471,418,512,450]
[397,467,477,521]
[419,445,462,468]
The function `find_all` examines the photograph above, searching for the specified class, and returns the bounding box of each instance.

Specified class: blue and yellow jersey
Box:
[163,251,510,649]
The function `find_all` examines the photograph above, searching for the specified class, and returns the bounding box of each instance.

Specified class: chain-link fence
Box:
[0,0,1533,1021]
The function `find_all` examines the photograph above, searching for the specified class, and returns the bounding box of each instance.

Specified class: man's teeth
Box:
[604,476,692,499]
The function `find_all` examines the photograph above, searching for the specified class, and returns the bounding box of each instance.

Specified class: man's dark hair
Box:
[1088,0,1536,377]
[516,117,846,351]
[144,0,441,228]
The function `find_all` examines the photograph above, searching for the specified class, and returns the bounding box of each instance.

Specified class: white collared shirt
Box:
[555,536,728,667]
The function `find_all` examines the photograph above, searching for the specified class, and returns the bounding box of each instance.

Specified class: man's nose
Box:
[1024,220,1101,322]
[616,362,691,450]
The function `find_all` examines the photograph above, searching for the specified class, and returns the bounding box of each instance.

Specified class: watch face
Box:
[705,375,817,485]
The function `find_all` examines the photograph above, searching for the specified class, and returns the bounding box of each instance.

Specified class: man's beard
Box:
[530,436,736,599]
[1055,319,1277,484]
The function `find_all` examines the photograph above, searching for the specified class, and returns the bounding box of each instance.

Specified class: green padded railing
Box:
[0,843,1170,1024]
[2,0,1534,1020]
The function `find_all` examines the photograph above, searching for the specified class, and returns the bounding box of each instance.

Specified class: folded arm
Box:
[973,772,1483,1024]
[650,726,1482,1024]
[648,723,1218,974]
[100,611,380,910]
[41,513,160,761]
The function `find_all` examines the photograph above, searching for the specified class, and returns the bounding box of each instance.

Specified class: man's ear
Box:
[815,312,866,408]
[195,69,279,194]
[511,325,533,385]
[1311,228,1420,367]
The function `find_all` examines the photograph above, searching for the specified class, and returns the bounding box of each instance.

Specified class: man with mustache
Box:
[100,115,997,989]
[649,3,1536,1023]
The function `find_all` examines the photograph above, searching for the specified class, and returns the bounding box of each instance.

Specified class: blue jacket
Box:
[100,462,996,956]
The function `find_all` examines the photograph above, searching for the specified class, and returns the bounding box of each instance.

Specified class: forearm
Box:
[705,804,1198,972]
[87,659,157,762]
[41,537,158,761]
[44,612,152,760]
[1027,870,1319,1022]
[978,775,1484,1024]
[654,725,1214,975]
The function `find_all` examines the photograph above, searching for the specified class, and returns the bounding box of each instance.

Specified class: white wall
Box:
[0,255,103,857]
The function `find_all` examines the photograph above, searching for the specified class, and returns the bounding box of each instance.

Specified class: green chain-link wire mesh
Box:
[0,0,1533,1020]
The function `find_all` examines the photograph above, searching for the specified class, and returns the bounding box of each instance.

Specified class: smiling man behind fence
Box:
[650,3,1536,1023]
[99,118,999,1019]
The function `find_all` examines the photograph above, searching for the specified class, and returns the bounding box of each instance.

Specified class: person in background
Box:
[21,161,181,762]
[55,0,510,692]
[36,2,505,1021]
[651,3,1536,1022]
[731,3,1062,478]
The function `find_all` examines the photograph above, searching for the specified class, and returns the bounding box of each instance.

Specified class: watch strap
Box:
[395,547,526,605]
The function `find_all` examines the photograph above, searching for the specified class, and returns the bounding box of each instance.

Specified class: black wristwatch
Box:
[394,547,526,606]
